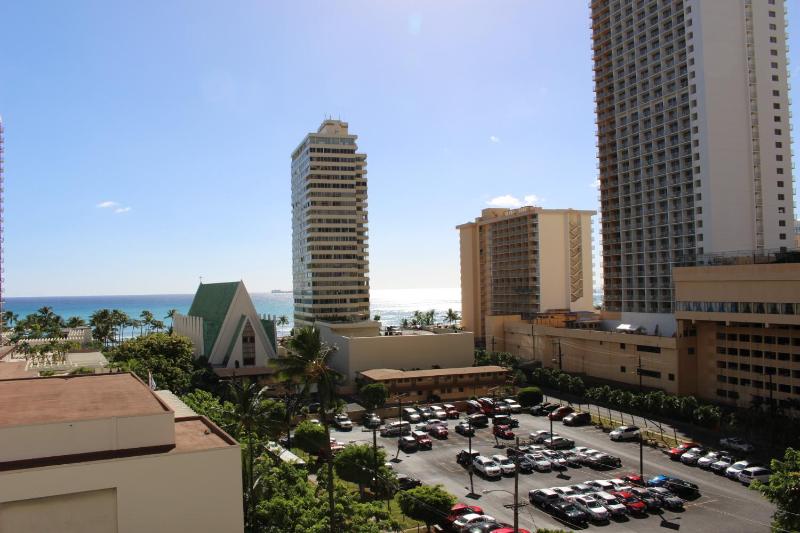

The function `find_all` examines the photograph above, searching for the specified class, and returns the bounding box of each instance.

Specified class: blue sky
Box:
[1,1,799,297]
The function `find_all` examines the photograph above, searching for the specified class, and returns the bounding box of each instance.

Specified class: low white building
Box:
[173,281,277,371]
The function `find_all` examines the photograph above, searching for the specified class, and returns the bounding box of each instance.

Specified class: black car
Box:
[549,501,589,526]
[396,473,422,491]
[589,453,623,468]
[630,487,663,512]
[516,456,535,473]
[455,421,475,436]
[562,412,592,426]
[492,415,520,428]
[457,449,480,466]
[467,413,489,427]
[506,445,531,459]
[664,478,700,498]
[530,402,559,416]
[362,412,381,429]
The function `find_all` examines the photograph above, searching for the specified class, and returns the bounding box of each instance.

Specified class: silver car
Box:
[524,453,552,472]
[573,495,610,522]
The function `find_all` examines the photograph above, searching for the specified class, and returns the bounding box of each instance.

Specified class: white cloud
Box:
[523,194,540,205]
[96,200,119,209]
[114,207,132,214]
[489,135,501,144]
[487,195,522,208]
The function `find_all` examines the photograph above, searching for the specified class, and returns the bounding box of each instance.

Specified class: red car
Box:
[411,430,433,449]
[667,442,701,460]
[623,473,644,486]
[446,503,484,526]
[612,490,647,515]
[429,424,449,439]
[547,406,575,421]
[444,404,460,419]
[493,424,514,439]
[493,529,531,533]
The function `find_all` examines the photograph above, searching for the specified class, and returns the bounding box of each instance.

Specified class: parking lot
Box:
[330,409,776,532]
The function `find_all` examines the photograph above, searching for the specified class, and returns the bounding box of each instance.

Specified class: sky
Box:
[1,1,799,297]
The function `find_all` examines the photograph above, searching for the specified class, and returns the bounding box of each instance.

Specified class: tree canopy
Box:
[334,443,392,500]
[359,382,388,411]
[294,420,328,456]
[753,447,800,532]
[517,386,544,407]
[397,484,456,532]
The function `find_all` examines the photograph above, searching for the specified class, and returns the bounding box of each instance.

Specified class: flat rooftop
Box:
[360,365,507,381]
[172,417,237,452]
[0,373,169,428]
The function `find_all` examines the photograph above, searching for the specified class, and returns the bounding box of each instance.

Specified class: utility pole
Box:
[513,437,520,533]
[467,415,475,495]
[551,339,563,371]
[637,353,643,392]
[394,393,408,460]
[639,433,644,480]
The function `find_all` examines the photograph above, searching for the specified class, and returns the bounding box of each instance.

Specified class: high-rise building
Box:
[291,120,370,326]
[0,116,4,338]
[592,0,796,332]
[457,207,595,344]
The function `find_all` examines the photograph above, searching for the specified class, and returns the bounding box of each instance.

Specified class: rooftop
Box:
[172,417,237,453]
[188,281,241,354]
[360,365,507,381]
[0,373,169,428]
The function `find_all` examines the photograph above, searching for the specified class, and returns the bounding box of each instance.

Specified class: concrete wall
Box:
[0,443,243,533]
[173,314,204,356]
[0,488,118,533]
[458,222,480,336]
[537,211,594,313]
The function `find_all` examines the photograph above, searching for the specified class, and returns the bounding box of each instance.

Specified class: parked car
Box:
[552,486,577,499]
[361,412,381,429]
[609,425,641,441]
[531,402,559,416]
[455,421,476,436]
[467,413,489,427]
[680,447,707,466]
[491,415,519,428]
[664,478,700,498]
[417,406,434,421]
[528,488,562,508]
[485,527,531,533]
[549,501,588,526]
[429,424,449,439]
[548,406,575,421]
[492,454,517,476]
[738,466,771,485]
[465,400,483,414]
[720,436,756,453]
[726,460,758,479]
[333,413,353,430]
[380,421,411,437]
[457,449,481,466]
[399,435,419,452]
[588,452,622,468]
[530,430,558,444]
[446,503,485,528]
[696,451,724,469]
[411,430,432,449]
[667,442,701,460]
[647,487,684,510]
[452,513,497,532]
[562,411,592,426]
[429,405,448,420]
[646,474,672,487]
[444,403,461,419]
[402,407,421,423]
[622,473,644,486]
[587,479,616,492]
[395,473,421,490]
[542,450,568,470]
[594,491,629,517]
[516,455,536,473]
[571,495,607,521]
[630,487,662,511]
[473,456,502,478]
[503,398,523,413]
[611,490,647,515]
[710,455,735,474]
[524,453,552,472]
[544,436,575,450]
[493,424,514,440]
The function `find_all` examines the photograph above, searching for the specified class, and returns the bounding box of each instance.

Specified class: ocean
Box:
[4,288,462,337]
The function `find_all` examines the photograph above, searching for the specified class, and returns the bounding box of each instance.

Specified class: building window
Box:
[668,373,675,381]
[778,181,785,187]
[241,321,256,366]
[620,365,627,373]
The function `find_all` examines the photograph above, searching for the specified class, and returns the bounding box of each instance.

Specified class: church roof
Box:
[188,282,240,354]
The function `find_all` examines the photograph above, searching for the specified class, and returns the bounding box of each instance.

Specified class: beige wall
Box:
[537,211,594,313]
[0,489,118,533]
[458,222,481,337]
[322,330,475,392]
[0,444,243,533]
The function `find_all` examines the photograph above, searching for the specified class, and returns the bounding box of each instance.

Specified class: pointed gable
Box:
[187,282,240,355]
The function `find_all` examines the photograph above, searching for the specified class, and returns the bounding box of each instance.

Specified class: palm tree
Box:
[151,319,165,333]
[140,310,154,334]
[165,309,178,328]
[110,310,129,344]
[2,311,18,328]
[276,315,289,327]
[426,309,436,326]
[90,309,114,347]
[130,319,143,337]
[401,318,409,329]
[445,308,461,326]
[272,326,341,533]
[65,316,87,328]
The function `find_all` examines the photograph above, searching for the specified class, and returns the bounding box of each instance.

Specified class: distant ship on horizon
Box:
[270,289,292,294]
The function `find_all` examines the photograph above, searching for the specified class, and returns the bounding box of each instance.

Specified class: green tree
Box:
[445,308,461,326]
[277,315,289,327]
[569,376,586,396]
[359,383,388,411]
[397,485,455,532]
[65,316,87,328]
[693,404,721,428]
[517,386,543,407]
[752,447,800,532]
[556,372,571,393]
[294,420,328,456]
[2,311,18,328]
[165,308,178,328]
[372,314,381,322]
[140,310,154,333]
[182,389,239,436]
[679,395,699,420]
[90,309,115,347]
[333,443,390,500]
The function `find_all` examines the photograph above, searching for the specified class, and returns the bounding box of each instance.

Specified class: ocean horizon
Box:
[3,288,463,337]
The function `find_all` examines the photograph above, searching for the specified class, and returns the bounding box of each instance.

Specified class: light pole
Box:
[394,392,409,460]
[482,485,528,533]
[467,414,475,496]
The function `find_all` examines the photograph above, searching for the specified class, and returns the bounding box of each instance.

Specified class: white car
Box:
[571,447,601,464]
[552,486,576,499]
[594,491,628,516]
[333,414,352,430]
[573,495,610,522]
[710,455,735,474]
[738,466,771,485]
[720,437,755,453]
[680,447,706,466]
[726,460,757,480]
[492,454,516,475]
[473,456,502,478]
[503,398,523,413]
[542,450,568,470]
[524,453,552,472]
[696,451,722,469]
[609,425,641,441]
[530,430,558,444]
[428,405,448,420]
[587,479,615,492]
[452,513,496,531]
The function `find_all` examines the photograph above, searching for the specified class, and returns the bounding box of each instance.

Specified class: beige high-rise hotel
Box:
[458,207,596,344]
[291,120,370,326]
[593,0,796,334]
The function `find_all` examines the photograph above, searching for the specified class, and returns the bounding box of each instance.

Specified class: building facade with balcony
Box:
[458,207,595,344]
[291,120,370,326]
[593,0,796,335]
[357,365,509,401]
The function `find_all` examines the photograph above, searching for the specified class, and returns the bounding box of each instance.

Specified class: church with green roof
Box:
[173,281,277,370]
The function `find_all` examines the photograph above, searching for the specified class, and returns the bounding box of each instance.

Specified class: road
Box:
[330,411,776,532]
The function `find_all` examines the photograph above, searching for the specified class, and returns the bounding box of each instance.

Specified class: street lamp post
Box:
[467,415,475,495]
[394,393,409,460]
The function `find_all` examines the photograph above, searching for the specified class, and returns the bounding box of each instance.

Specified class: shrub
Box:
[517,386,543,407]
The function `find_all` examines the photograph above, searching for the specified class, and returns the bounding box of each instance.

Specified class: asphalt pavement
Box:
[330,411,776,532]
